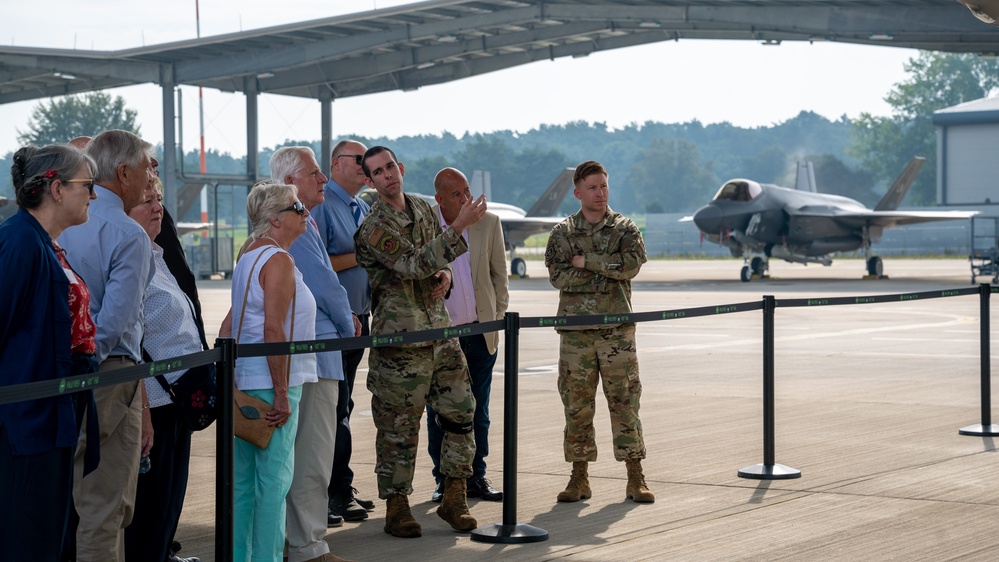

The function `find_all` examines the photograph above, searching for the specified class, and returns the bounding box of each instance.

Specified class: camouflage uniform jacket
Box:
[354,193,468,345]
[545,208,647,331]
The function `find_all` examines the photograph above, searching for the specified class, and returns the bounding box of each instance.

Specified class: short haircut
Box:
[269,146,314,185]
[85,130,152,185]
[11,144,96,209]
[572,160,608,186]
[246,179,298,239]
[331,139,364,159]
[360,146,398,178]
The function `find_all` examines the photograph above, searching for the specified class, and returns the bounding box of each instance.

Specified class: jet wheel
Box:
[866,256,883,277]
[750,256,766,276]
[740,265,752,283]
[511,258,527,278]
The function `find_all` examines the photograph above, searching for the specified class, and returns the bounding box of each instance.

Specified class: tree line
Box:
[3,52,997,219]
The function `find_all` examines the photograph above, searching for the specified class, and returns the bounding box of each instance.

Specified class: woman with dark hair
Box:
[0,144,98,560]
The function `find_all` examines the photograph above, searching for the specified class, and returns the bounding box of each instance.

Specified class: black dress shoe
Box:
[168,541,200,562]
[467,477,503,501]
[351,487,375,511]
[430,480,444,503]
[329,495,368,521]
[327,510,344,527]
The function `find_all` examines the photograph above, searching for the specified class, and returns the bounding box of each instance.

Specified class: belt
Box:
[103,354,137,364]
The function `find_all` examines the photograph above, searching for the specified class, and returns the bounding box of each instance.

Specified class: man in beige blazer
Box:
[427,167,510,502]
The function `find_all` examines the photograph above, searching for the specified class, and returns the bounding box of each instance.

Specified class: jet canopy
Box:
[713,180,762,202]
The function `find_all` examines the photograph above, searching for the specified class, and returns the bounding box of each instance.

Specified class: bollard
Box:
[739,295,801,479]
[959,284,999,436]
[471,312,548,543]
[215,337,235,562]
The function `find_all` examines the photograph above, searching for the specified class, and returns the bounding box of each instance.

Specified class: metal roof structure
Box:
[3,0,999,105]
[2,0,998,215]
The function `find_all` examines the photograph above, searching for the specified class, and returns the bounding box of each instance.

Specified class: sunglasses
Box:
[335,154,363,165]
[64,178,95,195]
[279,201,306,216]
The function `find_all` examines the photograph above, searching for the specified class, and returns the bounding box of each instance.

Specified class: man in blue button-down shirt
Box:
[272,146,359,562]
[59,129,157,562]
[312,139,376,522]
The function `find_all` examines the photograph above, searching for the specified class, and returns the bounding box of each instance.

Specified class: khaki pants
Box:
[73,358,142,562]
[285,378,340,562]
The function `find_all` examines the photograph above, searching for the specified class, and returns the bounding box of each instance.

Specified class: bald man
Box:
[425,168,508,503]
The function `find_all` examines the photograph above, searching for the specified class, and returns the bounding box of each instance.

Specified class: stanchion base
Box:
[471,523,549,544]
[959,424,999,436]
[738,463,801,480]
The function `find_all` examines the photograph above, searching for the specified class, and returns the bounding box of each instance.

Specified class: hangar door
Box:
[944,123,999,204]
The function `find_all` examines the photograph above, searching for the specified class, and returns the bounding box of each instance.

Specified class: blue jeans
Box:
[426,333,496,482]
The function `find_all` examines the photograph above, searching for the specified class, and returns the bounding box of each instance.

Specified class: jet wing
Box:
[502,215,564,248]
[791,209,977,230]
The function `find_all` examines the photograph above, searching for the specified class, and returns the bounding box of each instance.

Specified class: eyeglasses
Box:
[279,201,306,216]
[335,154,363,165]
[64,178,95,195]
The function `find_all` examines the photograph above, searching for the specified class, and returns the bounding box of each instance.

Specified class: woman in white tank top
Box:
[220,180,317,562]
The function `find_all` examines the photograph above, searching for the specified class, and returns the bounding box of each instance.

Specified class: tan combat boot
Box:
[384,494,422,538]
[436,477,478,531]
[556,461,591,502]
[625,459,655,503]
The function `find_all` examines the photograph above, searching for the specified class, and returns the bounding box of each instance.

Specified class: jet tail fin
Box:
[874,157,925,211]
[794,161,817,192]
[525,168,575,217]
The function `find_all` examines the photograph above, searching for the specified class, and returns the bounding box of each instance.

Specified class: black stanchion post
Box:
[471,312,548,544]
[739,295,801,479]
[959,284,999,436]
[215,337,235,562]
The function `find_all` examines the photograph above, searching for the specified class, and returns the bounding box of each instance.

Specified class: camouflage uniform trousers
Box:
[367,338,476,498]
[558,323,646,462]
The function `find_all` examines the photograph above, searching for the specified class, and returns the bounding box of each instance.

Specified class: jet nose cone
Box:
[692,204,723,233]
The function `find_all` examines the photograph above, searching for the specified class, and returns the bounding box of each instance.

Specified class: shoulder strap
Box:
[235,247,273,343]
[235,245,295,385]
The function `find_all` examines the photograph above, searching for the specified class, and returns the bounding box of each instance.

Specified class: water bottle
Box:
[139,454,151,474]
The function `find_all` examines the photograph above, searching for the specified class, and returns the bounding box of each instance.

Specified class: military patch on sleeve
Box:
[366,227,384,246]
[545,245,557,262]
[365,226,402,255]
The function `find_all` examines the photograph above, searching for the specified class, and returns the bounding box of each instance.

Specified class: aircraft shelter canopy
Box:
[2,0,998,214]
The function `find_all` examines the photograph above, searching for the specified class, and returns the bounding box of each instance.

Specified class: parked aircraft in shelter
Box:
[683,157,977,281]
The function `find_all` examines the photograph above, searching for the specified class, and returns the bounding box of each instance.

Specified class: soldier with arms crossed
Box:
[544,160,655,505]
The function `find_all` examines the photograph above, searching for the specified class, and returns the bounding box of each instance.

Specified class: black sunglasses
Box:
[335,154,363,165]
[279,201,306,216]
[64,178,95,195]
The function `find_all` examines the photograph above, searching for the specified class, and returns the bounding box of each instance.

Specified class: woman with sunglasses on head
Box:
[0,144,98,561]
[219,180,317,562]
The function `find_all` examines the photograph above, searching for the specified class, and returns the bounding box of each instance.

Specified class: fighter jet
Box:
[684,157,977,281]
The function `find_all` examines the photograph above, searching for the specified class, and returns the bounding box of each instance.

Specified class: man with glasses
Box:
[312,140,377,525]
[58,129,157,562]
[270,146,358,562]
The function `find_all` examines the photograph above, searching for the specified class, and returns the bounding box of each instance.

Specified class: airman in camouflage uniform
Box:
[354,146,487,537]
[544,160,655,504]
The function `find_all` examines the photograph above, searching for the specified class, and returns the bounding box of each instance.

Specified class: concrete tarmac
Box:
[178,258,999,561]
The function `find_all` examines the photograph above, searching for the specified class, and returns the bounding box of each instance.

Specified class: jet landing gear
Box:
[740,256,769,282]
[864,256,885,279]
[511,257,527,278]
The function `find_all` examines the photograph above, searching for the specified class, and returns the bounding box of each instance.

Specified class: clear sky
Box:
[0,0,920,158]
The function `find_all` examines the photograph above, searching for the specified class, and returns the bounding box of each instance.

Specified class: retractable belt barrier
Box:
[2,285,996,557]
